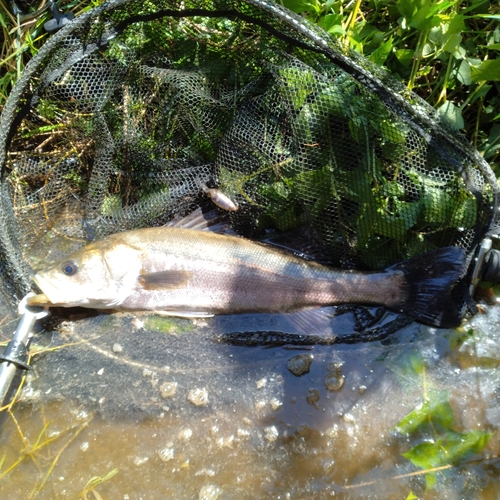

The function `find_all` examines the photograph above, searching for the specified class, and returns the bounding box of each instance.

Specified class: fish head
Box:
[30,238,144,308]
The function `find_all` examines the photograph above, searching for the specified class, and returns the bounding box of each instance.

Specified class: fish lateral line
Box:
[151,310,214,319]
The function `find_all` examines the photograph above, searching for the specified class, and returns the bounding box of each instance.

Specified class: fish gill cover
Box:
[0,0,497,318]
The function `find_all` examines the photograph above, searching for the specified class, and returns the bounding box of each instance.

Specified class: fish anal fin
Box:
[138,270,192,290]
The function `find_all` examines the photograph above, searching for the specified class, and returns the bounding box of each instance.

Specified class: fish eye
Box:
[61,261,78,276]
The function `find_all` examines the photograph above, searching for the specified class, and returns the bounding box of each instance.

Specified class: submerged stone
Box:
[287,354,313,376]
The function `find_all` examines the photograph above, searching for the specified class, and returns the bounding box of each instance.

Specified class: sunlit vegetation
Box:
[281,0,500,174]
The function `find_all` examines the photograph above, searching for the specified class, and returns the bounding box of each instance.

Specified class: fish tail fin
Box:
[391,246,467,328]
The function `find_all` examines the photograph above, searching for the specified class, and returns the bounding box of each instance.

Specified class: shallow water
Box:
[0,304,499,499]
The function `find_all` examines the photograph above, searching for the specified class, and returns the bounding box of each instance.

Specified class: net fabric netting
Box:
[0,0,498,311]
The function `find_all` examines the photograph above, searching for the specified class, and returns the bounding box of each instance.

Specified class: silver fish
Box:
[201,184,239,211]
[27,227,465,327]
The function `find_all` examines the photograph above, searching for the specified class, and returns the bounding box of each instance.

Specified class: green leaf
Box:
[483,123,500,160]
[101,195,122,216]
[403,439,444,469]
[396,393,454,435]
[422,186,451,224]
[437,101,464,130]
[470,59,500,82]
[397,0,456,31]
[455,59,471,85]
[327,24,347,35]
[461,0,491,15]
[281,0,315,14]
[380,119,408,143]
[426,472,437,489]
[396,0,417,22]
[450,195,477,228]
[369,37,393,66]
[279,66,317,109]
[356,203,375,248]
[336,170,372,202]
[318,13,345,35]
[428,13,464,53]
[444,430,490,465]
[442,33,462,53]
[408,352,426,375]
[446,12,466,35]
[403,430,492,469]
[381,182,405,197]
[467,83,491,105]
[395,49,414,68]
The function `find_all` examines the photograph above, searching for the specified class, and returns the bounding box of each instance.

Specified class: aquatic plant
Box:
[393,342,492,492]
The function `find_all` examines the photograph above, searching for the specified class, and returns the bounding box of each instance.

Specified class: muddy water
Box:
[0,305,499,499]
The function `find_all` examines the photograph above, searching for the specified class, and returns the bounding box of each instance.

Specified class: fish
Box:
[27,227,466,328]
[200,184,239,212]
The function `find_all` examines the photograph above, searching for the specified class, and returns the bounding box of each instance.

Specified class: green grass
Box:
[0,0,102,104]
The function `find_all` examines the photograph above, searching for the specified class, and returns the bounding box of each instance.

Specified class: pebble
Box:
[178,428,193,440]
[264,426,279,442]
[256,378,267,389]
[306,388,320,407]
[188,388,209,406]
[216,435,234,449]
[199,484,221,500]
[255,400,266,410]
[158,447,175,462]
[287,354,313,376]
[160,382,177,399]
[321,458,335,474]
[237,428,251,440]
[270,398,283,411]
[133,456,149,466]
[324,372,345,392]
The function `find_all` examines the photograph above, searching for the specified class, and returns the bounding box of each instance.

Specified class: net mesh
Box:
[0,0,497,315]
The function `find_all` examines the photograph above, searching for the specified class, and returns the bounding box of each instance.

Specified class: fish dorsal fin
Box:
[138,270,192,290]
[166,207,237,235]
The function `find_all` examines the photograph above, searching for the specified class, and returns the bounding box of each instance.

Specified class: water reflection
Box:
[0,305,499,499]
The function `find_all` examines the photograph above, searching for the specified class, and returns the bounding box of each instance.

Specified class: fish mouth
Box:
[31,273,86,307]
[32,274,59,303]
[26,293,53,307]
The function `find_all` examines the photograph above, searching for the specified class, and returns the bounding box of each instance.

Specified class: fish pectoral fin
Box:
[138,270,192,290]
